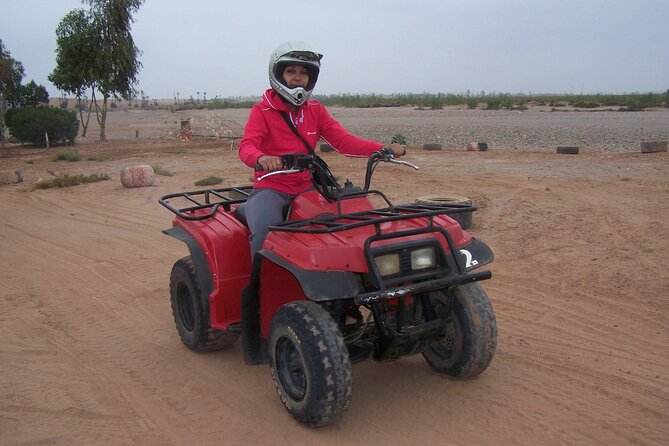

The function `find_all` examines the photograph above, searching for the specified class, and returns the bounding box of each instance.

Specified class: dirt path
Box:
[1,139,667,445]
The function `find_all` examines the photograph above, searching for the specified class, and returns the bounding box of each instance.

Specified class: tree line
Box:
[1,0,144,145]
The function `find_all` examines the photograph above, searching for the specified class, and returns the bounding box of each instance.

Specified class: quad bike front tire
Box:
[169,256,239,351]
[269,301,352,427]
[422,283,497,378]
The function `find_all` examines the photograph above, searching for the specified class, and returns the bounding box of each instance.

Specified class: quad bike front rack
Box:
[270,192,477,234]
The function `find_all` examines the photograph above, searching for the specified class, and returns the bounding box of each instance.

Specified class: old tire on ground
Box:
[320,143,335,152]
[422,283,497,378]
[269,301,352,427]
[169,256,239,351]
[639,140,668,153]
[415,195,473,229]
[557,146,579,155]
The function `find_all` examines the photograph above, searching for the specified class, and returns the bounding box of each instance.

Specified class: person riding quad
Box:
[238,41,406,257]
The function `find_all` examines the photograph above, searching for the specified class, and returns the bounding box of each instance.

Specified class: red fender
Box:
[172,206,250,330]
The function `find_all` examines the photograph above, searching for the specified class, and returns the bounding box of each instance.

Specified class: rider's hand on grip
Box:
[380,147,394,159]
[256,155,283,172]
[382,144,406,158]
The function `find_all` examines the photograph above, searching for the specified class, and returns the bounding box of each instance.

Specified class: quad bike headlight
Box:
[410,246,437,270]
[374,253,401,276]
[374,246,438,277]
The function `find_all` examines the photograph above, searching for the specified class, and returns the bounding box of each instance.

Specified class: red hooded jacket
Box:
[239,89,383,195]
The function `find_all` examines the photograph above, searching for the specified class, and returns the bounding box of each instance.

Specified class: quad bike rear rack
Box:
[159,186,253,220]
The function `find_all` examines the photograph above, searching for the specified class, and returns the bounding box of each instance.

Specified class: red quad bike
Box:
[159,149,497,427]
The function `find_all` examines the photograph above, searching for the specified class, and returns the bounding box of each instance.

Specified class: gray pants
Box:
[243,188,294,257]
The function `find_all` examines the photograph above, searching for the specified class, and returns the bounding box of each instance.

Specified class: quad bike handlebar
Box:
[363,148,418,190]
[256,149,418,193]
[255,153,315,181]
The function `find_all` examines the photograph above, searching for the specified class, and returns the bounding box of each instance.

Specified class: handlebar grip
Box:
[379,147,395,159]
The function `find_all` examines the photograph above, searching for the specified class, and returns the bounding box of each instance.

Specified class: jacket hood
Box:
[262,89,318,113]
[261,89,292,112]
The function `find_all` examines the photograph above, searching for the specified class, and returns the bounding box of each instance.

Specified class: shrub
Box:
[32,173,109,189]
[429,95,443,110]
[390,133,407,145]
[500,97,514,109]
[52,149,81,162]
[485,98,502,110]
[625,98,644,111]
[5,107,79,147]
[625,93,659,110]
[194,176,222,186]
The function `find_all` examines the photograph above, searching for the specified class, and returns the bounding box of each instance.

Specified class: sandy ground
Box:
[1,107,668,445]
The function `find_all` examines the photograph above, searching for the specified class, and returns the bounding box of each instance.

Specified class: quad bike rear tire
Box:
[169,256,239,351]
[422,283,497,378]
[269,301,352,427]
[415,195,473,229]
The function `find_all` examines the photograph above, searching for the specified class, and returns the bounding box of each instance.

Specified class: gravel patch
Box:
[328,106,668,153]
[102,106,668,153]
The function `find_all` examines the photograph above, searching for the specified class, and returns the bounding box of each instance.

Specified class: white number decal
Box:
[459,249,478,268]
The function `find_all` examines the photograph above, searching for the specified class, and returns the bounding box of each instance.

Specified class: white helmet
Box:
[268,41,323,106]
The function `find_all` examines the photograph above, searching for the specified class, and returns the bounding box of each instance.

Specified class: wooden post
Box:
[45,131,50,149]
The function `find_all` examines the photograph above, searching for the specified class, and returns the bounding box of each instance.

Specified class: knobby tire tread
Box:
[269,301,352,427]
[170,256,238,352]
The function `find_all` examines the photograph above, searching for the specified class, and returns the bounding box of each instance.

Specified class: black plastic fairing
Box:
[163,226,213,303]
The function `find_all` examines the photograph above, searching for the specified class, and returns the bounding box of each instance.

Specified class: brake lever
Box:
[380,150,420,170]
[257,168,302,181]
[388,158,419,170]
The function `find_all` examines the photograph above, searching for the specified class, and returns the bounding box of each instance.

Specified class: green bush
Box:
[390,133,407,145]
[194,176,222,186]
[52,149,81,162]
[5,107,79,147]
[32,173,109,189]
[429,95,443,110]
[485,98,502,110]
[500,97,514,109]
[625,98,644,111]
[625,93,659,110]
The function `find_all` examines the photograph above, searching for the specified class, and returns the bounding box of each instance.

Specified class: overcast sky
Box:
[2,0,668,100]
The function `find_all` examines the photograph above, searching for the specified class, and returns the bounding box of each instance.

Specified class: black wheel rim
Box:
[432,298,463,365]
[276,335,306,401]
[176,282,195,331]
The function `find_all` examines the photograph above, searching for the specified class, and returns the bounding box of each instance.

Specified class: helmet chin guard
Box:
[269,41,323,106]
